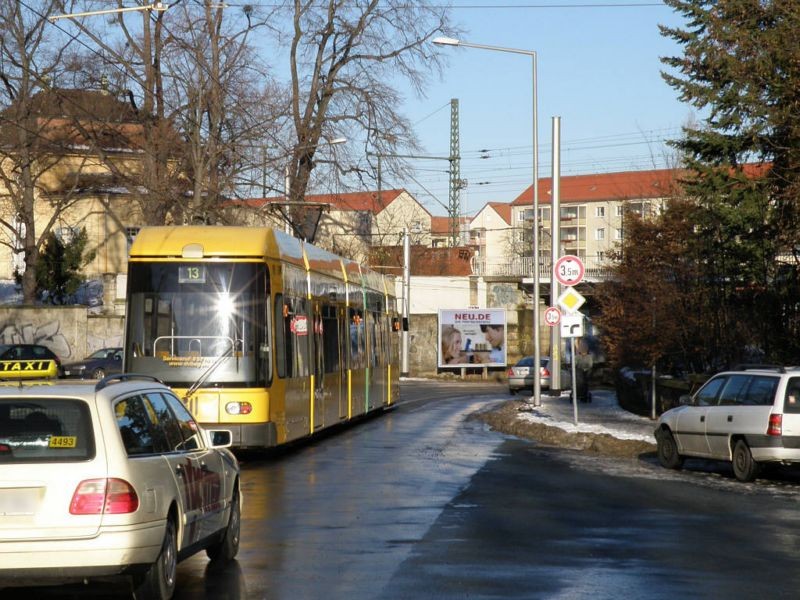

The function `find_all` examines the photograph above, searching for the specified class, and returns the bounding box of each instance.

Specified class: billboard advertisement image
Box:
[438,309,507,368]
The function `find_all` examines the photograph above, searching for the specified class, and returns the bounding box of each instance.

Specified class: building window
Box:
[597,251,605,262]
[125,227,140,250]
[55,226,78,244]
[616,205,624,217]
[520,208,533,222]
[595,206,605,218]
[595,228,605,241]
[539,207,551,221]
[615,228,623,240]
[356,211,372,236]
[410,220,422,233]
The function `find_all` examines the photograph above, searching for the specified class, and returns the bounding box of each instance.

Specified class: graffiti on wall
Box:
[490,283,520,308]
[0,320,72,359]
[88,334,123,354]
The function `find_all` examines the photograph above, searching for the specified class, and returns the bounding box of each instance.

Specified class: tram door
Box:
[337,307,348,419]
[312,304,325,431]
[315,303,344,429]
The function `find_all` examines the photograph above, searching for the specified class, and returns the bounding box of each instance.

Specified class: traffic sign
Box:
[554,255,585,287]
[544,306,561,327]
[557,287,586,314]
[561,314,584,338]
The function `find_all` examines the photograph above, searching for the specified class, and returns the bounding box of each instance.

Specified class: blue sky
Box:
[397,1,693,217]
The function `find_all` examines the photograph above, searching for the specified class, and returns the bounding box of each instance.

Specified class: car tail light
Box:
[225,401,253,415]
[540,366,551,377]
[70,478,139,515]
[506,368,514,376]
[767,414,783,436]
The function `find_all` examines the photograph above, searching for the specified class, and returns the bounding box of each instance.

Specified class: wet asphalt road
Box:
[10,380,800,599]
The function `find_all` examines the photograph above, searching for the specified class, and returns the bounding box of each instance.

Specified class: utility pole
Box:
[448,99,461,247]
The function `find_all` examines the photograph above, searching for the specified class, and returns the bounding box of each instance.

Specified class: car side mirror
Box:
[206,429,233,448]
[679,394,692,406]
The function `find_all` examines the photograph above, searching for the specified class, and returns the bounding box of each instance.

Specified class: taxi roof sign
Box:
[0,359,59,380]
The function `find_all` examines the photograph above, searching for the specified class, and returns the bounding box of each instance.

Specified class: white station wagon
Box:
[0,375,241,599]
[655,367,800,482]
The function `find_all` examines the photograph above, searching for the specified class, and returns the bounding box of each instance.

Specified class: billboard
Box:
[438,309,507,368]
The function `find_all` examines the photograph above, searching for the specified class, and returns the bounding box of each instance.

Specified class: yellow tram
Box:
[123,226,400,448]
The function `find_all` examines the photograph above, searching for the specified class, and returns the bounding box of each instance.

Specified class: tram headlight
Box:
[217,293,235,319]
[225,401,253,415]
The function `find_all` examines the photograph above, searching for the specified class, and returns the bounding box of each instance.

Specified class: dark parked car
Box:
[0,343,62,379]
[62,347,122,379]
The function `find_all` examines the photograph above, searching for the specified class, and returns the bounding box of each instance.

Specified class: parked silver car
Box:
[507,356,572,394]
[0,375,241,599]
[655,366,800,482]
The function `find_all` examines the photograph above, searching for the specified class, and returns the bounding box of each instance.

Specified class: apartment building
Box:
[470,168,680,277]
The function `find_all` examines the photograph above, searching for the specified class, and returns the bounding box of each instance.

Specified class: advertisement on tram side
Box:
[438,309,507,368]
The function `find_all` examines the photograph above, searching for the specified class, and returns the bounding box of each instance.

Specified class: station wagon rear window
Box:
[0,399,94,463]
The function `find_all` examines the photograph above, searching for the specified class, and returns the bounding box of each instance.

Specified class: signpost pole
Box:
[571,337,578,425]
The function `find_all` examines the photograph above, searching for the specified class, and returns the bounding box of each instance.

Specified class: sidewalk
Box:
[515,387,657,445]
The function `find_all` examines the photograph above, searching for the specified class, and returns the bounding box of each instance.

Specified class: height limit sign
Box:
[554,255,585,287]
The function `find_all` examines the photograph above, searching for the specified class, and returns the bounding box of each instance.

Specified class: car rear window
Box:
[784,377,800,413]
[0,398,95,463]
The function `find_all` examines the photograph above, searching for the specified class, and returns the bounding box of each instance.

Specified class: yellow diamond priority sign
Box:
[557,287,586,314]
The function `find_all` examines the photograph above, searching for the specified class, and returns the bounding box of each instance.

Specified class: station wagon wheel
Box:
[134,518,177,600]
[656,429,684,470]
[732,439,760,482]
[206,484,241,563]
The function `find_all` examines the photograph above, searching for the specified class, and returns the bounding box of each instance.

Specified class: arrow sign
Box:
[561,314,584,338]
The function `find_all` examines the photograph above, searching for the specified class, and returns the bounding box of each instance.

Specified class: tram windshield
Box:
[125,262,268,387]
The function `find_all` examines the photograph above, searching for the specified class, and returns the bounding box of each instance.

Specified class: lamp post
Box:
[433,36,541,405]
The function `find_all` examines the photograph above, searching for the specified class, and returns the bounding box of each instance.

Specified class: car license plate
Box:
[0,487,42,516]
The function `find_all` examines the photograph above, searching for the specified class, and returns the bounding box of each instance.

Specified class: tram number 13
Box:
[179,265,207,284]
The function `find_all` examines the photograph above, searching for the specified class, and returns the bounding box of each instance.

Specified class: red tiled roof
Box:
[510,168,682,206]
[430,215,470,236]
[488,202,512,225]
[238,189,408,213]
[430,216,449,235]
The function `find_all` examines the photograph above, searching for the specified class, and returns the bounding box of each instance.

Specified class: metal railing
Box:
[471,255,612,281]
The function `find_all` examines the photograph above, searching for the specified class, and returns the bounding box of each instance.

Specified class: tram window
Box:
[349,308,364,369]
[370,313,379,367]
[274,294,287,378]
[293,298,310,377]
[278,296,309,378]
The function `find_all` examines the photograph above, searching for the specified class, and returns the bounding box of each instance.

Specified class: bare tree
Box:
[59,2,288,225]
[162,2,286,223]
[0,0,89,303]
[283,0,456,240]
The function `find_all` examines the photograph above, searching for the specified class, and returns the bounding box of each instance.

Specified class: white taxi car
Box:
[0,375,241,599]
[655,366,800,482]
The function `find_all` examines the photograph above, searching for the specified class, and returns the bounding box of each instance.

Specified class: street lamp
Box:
[432,36,542,405]
[49,2,168,21]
